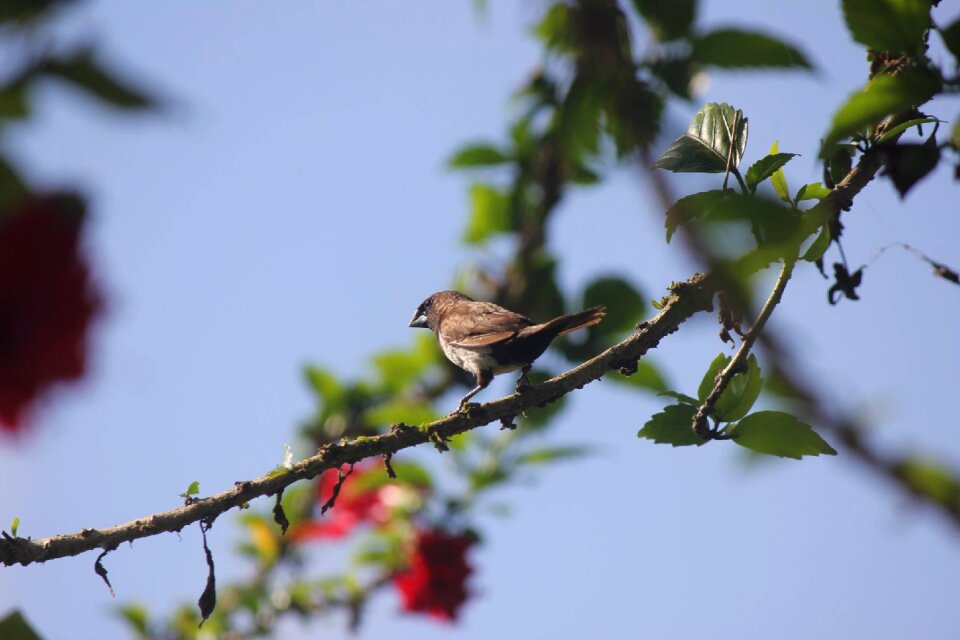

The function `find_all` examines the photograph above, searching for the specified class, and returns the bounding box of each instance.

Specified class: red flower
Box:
[289,462,390,541]
[393,528,475,622]
[0,195,101,432]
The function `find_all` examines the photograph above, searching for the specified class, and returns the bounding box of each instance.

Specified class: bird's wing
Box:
[440,301,533,349]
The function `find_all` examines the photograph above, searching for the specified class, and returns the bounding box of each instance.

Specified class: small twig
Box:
[868,242,959,286]
[320,464,354,516]
[692,258,796,438]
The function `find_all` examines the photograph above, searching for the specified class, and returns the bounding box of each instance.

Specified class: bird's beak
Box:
[408,313,428,329]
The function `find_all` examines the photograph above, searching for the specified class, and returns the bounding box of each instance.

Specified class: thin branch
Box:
[0,272,716,568]
[692,257,796,439]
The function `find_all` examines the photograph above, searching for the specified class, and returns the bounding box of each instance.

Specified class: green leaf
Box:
[801,225,832,262]
[185,481,200,496]
[691,29,812,69]
[558,77,604,157]
[448,143,511,168]
[768,141,791,203]
[365,400,438,426]
[714,354,763,422]
[648,56,694,99]
[41,50,156,110]
[463,183,512,245]
[0,610,44,640]
[117,604,150,636]
[745,152,798,191]
[940,16,960,60]
[654,102,748,174]
[795,182,832,202]
[876,116,940,144]
[842,0,933,56]
[884,137,940,198]
[582,276,646,336]
[824,69,941,147]
[534,3,573,52]
[516,445,592,465]
[895,457,960,505]
[658,390,698,405]
[0,156,27,212]
[731,411,837,459]
[607,360,670,393]
[10,517,19,537]
[631,0,696,41]
[663,189,729,242]
[638,404,705,447]
[698,353,728,402]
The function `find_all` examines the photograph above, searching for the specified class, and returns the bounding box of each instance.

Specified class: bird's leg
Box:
[457,369,493,414]
[515,364,532,394]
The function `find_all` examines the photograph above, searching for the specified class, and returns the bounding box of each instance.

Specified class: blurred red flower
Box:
[289,462,391,541]
[0,194,101,432]
[393,528,475,622]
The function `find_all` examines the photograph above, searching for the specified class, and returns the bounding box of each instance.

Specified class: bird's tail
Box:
[537,306,606,337]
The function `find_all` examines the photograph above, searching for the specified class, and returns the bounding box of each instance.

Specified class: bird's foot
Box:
[456,402,481,415]
[515,366,533,394]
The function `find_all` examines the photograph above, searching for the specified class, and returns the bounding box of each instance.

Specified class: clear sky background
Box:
[1,1,959,639]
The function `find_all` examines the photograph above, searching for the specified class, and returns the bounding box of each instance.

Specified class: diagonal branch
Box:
[0,272,716,568]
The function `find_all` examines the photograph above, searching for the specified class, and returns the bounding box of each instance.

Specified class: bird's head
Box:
[408,291,472,330]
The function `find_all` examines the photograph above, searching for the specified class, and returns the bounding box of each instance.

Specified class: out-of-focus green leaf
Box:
[940,17,960,59]
[883,137,940,198]
[520,369,565,428]
[665,188,798,245]
[658,390,698,405]
[663,189,729,242]
[463,183,512,245]
[0,0,75,25]
[647,56,695,99]
[559,77,604,157]
[534,2,573,52]
[41,50,156,110]
[801,225,832,262]
[0,156,27,212]
[350,461,433,491]
[745,152,798,191]
[515,445,592,465]
[842,0,932,56]
[448,143,511,168]
[304,366,344,404]
[116,604,150,636]
[730,411,837,459]
[0,611,44,640]
[824,69,941,147]
[0,83,30,121]
[372,344,433,393]
[896,457,960,505]
[654,102,748,173]
[795,182,832,202]
[606,79,663,154]
[638,404,705,446]
[713,354,762,422]
[607,360,669,393]
[582,276,646,336]
[631,0,696,41]
[691,29,812,69]
[365,400,438,426]
[768,141,791,203]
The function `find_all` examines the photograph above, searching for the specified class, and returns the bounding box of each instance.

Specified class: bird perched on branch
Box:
[409,291,605,412]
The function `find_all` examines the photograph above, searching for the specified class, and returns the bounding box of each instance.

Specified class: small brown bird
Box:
[409,291,605,411]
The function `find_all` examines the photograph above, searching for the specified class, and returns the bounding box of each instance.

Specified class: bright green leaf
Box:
[801,225,832,262]
[795,182,832,202]
[698,353,729,402]
[731,411,837,459]
[448,143,511,168]
[185,481,200,496]
[10,517,19,537]
[116,604,150,636]
[654,102,748,174]
[691,29,813,69]
[768,141,791,203]
[745,152,798,191]
[824,69,941,147]
[463,183,512,245]
[842,0,933,56]
[638,404,705,447]
[365,400,438,426]
[714,354,763,422]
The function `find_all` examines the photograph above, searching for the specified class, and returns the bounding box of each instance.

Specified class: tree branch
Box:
[0,272,716,568]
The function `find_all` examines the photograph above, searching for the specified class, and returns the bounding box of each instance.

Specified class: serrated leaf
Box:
[0,611,43,640]
[448,143,510,168]
[463,183,512,245]
[842,0,932,56]
[607,360,669,393]
[714,354,762,422]
[824,69,941,147]
[654,102,748,174]
[658,390,698,405]
[801,225,832,262]
[691,29,813,69]
[768,141,791,203]
[632,0,696,41]
[745,152,798,191]
[731,411,837,459]
[638,404,705,447]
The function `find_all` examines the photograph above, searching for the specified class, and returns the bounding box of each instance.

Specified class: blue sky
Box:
[1,1,959,639]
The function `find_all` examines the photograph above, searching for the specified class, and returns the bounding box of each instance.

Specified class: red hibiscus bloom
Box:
[0,194,102,432]
[393,528,475,622]
[289,462,390,541]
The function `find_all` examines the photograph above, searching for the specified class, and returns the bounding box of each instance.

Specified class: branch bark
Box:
[0,272,716,568]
